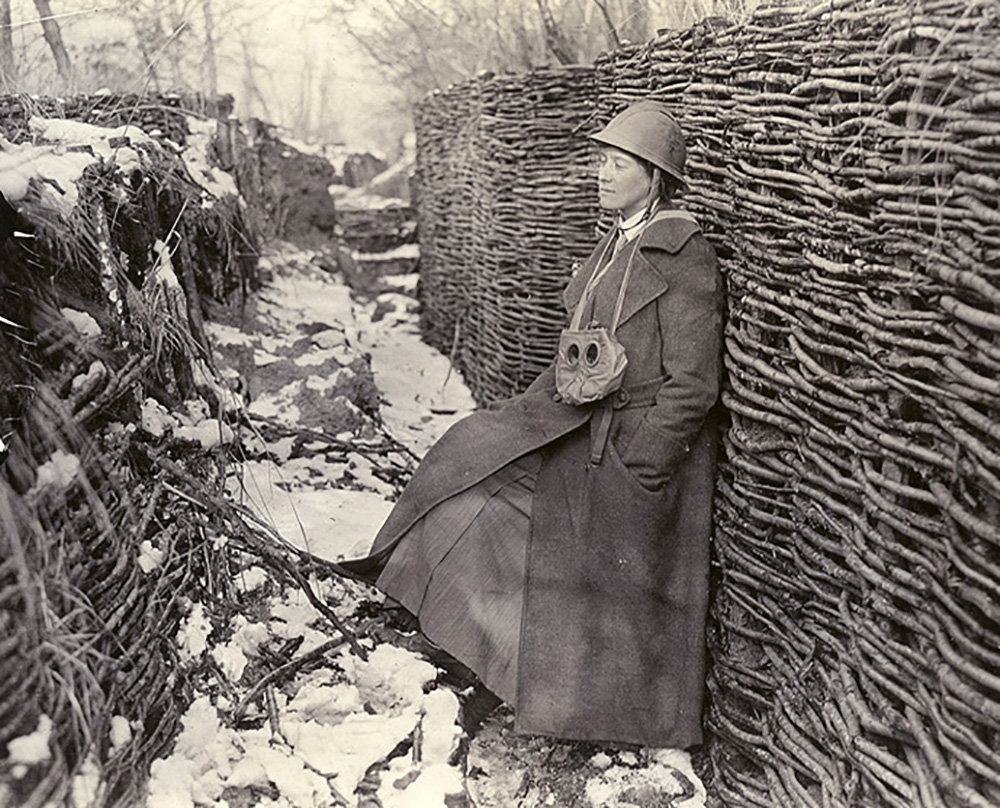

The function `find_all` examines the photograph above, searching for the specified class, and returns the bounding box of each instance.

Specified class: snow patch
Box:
[378,761,464,808]
[109,716,132,750]
[32,449,81,492]
[138,540,164,573]
[346,644,437,712]
[147,697,236,808]
[7,714,52,768]
[583,748,706,808]
[287,711,420,796]
[287,678,362,724]
[356,243,419,261]
[61,308,102,337]
[183,117,239,201]
[70,752,102,808]
[212,642,250,683]
[231,460,392,560]
[71,360,107,393]
[141,398,177,438]
[231,616,271,655]
[235,565,270,593]
[174,418,235,448]
[177,602,213,662]
[419,688,462,764]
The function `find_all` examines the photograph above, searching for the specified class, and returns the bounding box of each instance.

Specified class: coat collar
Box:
[563,213,700,328]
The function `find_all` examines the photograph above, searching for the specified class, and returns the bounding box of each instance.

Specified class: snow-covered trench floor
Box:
[147,245,708,808]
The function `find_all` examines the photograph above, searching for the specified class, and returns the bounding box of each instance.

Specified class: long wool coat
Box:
[354,214,723,748]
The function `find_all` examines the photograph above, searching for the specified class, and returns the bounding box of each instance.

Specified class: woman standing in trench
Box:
[345,100,724,749]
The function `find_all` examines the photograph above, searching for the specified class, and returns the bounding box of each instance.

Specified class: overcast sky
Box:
[10,0,406,155]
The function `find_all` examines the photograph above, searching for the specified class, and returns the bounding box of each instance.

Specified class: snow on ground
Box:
[358,307,474,457]
[251,249,474,456]
[143,244,706,808]
[211,246,474,563]
[142,247,478,808]
[232,460,392,561]
[0,116,237,220]
[149,556,467,808]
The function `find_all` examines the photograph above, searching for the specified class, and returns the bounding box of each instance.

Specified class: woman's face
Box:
[596,147,652,218]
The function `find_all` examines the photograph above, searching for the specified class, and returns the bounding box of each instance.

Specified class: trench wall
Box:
[0,93,260,807]
[414,66,599,398]
[414,1,1000,805]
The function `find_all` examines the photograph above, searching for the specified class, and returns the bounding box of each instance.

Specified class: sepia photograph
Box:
[1,0,999,806]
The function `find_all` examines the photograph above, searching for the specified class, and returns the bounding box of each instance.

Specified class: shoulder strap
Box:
[568,235,616,330]
[572,209,699,333]
[609,240,640,333]
[649,208,699,226]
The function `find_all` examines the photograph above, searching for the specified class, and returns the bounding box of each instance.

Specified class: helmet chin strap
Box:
[617,167,663,232]
[643,167,662,220]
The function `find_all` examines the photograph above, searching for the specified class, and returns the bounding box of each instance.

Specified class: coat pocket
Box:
[605,433,663,497]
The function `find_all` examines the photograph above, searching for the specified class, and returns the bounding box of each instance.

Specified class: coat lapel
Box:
[563,227,615,315]
[614,244,669,328]
[570,239,668,331]
[565,214,700,330]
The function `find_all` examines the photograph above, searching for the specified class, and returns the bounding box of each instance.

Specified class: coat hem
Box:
[511,715,703,750]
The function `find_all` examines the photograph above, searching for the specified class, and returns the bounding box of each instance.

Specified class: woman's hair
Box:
[657,171,685,201]
[637,156,683,202]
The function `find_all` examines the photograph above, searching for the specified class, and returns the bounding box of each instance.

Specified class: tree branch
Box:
[534,0,575,65]
[591,0,622,49]
[32,0,72,78]
[0,0,15,86]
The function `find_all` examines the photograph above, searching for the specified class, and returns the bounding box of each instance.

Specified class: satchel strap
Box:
[572,208,698,334]
[589,375,668,465]
[569,235,616,330]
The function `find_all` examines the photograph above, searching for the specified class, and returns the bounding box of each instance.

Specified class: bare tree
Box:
[33,0,72,78]
[325,0,559,105]
[617,0,651,43]
[0,0,14,85]
[323,0,723,105]
[536,0,576,64]
[162,0,192,89]
[202,0,218,96]
[591,0,622,49]
[238,35,272,122]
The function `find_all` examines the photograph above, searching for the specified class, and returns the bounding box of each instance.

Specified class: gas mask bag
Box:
[555,327,627,405]
[555,209,698,406]
[556,235,639,406]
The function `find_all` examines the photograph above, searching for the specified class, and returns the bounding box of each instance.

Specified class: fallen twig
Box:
[233,638,347,722]
[142,446,368,659]
[247,412,419,462]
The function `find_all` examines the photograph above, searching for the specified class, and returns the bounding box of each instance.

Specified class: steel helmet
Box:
[588,101,687,188]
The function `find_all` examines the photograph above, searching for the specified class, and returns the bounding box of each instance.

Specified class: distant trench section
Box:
[413,1,1000,805]
[0,92,261,808]
[414,65,600,402]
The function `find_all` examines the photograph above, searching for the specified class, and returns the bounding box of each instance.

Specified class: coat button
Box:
[615,389,629,405]
[552,392,563,403]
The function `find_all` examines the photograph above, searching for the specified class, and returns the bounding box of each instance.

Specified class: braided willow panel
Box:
[0,95,254,807]
[594,2,1000,805]
[414,67,599,403]
[415,1,999,805]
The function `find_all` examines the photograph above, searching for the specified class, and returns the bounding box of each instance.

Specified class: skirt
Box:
[375,452,542,703]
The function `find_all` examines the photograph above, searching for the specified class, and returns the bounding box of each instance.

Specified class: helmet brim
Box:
[588,130,688,190]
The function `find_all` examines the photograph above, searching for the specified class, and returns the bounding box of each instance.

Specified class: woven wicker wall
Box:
[0,94,256,807]
[415,1,1000,805]
[608,2,1000,805]
[598,3,1000,806]
[414,67,599,402]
